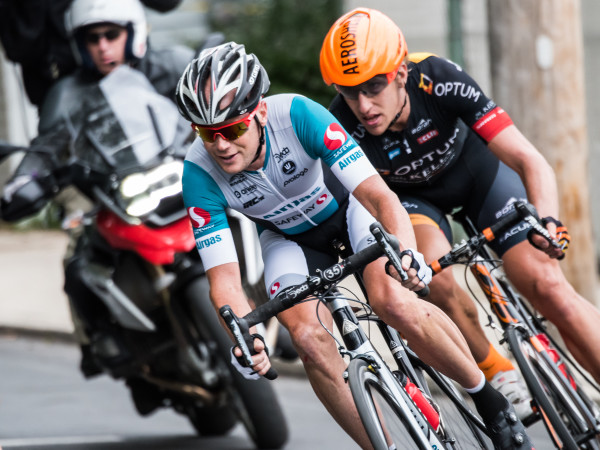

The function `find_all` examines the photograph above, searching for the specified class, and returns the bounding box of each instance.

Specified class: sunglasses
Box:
[84,27,124,45]
[335,70,399,101]
[192,105,259,143]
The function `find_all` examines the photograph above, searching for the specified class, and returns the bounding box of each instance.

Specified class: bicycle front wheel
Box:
[347,358,437,450]
[506,326,588,450]
[420,368,491,449]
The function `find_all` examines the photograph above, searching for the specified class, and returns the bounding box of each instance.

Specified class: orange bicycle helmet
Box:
[320,7,408,87]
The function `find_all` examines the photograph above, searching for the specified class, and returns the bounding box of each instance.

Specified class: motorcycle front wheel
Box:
[184,276,289,449]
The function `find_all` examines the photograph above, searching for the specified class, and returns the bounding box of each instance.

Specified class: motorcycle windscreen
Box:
[72,65,183,175]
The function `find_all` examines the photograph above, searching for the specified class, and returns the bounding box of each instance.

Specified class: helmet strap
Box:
[250,116,265,165]
[387,88,408,131]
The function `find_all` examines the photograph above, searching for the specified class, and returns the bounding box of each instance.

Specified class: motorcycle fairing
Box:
[97,209,195,264]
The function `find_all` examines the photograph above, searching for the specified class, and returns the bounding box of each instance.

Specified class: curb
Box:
[0,326,75,344]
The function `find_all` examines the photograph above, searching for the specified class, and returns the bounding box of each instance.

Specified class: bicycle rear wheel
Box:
[507,326,599,449]
[347,358,436,450]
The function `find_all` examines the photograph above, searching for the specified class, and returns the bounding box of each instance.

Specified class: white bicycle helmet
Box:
[66,0,148,67]
[175,42,270,125]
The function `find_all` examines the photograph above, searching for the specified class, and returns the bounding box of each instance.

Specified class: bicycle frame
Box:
[221,223,451,449]
[438,203,600,445]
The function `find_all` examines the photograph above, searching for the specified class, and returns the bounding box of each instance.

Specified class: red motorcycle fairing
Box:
[97,210,195,265]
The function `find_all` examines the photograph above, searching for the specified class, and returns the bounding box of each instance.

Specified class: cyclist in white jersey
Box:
[176,42,533,448]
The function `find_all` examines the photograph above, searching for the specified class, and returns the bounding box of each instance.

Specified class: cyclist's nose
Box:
[357,92,374,113]
[214,134,230,150]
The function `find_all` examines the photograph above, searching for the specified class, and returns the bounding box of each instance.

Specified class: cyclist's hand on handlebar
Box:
[388,248,433,291]
[231,336,271,380]
[528,216,570,260]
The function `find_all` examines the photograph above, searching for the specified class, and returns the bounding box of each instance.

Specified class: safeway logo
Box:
[316,194,328,205]
[270,282,281,296]
[323,123,347,150]
[188,207,211,228]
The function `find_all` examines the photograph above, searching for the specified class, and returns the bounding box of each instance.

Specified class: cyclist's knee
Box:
[285,321,334,366]
[427,270,471,311]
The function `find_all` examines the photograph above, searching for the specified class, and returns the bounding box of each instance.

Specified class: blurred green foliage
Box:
[209,0,342,107]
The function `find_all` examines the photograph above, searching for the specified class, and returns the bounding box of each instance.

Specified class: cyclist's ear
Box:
[257,100,268,127]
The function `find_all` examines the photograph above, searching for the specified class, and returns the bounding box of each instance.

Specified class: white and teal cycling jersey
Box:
[183,93,377,270]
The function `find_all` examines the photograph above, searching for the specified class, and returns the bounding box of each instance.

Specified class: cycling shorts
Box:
[260,195,375,300]
[397,141,529,257]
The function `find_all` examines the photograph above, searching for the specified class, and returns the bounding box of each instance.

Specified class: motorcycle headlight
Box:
[118,160,183,218]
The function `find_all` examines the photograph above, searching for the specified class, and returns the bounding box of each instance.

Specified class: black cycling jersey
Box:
[330,54,513,188]
[329,54,529,256]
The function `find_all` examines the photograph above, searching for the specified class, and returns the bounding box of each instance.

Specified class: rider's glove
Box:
[527,216,570,260]
[543,217,570,259]
[405,248,433,285]
[229,333,268,381]
[390,248,432,285]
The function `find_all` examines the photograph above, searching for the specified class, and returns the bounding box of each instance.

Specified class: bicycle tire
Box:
[419,367,492,449]
[347,358,435,450]
[506,326,581,449]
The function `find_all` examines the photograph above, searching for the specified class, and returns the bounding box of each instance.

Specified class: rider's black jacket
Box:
[0,44,193,222]
[0,0,183,107]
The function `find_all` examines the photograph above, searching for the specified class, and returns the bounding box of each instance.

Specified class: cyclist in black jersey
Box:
[320,7,600,408]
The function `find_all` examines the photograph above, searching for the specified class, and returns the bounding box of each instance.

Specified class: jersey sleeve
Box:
[418,55,513,142]
[182,160,238,270]
[288,96,377,192]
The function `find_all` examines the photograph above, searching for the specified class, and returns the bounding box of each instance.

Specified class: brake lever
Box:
[370,223,430,298]
[220,305,278,380]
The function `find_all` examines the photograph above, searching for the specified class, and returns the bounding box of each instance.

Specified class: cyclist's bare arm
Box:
[353,174,417,248]
[488,125,565,258]
[352,174,427,289]
[488,125,559,219]
[206,262,271,375]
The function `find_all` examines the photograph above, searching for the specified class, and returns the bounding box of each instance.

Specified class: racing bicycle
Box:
[430,200,600,449]
[221,222,491,450]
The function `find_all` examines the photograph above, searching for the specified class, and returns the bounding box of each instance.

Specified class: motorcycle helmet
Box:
[65,0,148,69]
[320,7,407,87]
[175,42,270,125]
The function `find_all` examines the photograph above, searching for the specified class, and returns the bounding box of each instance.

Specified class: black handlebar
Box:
[219,222,429,380]
[430,200,561,273]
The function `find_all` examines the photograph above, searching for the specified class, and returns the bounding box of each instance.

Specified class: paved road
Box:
[0,334,357,450]
[0,334,563,450]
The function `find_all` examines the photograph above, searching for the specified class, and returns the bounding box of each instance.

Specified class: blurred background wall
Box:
[1,0,598,268]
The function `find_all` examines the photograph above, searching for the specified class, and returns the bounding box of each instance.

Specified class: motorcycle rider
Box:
[0,0,194,404]
[0,0,183,108]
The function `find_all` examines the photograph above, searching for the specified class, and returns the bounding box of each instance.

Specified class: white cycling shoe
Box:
[491,369,533,421]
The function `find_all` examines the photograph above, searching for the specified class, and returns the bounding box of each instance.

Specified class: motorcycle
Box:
[0,66,288,448]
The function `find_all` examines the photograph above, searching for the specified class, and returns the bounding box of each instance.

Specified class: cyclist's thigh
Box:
[400,195,453,245]
[467,162,530,257]
[259,229,337,300]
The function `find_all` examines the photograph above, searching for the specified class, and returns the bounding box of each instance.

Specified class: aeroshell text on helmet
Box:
[339,16,363,75]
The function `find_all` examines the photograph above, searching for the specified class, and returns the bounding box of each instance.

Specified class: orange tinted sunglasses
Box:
[192,104,259,143]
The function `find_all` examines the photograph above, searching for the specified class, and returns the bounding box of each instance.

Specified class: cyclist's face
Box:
[85,24,128,75]
[201,87,268,174]
[340,63,408,136]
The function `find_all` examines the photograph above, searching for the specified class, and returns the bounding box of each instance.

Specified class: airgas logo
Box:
[197,235,222,249]
[324,123,347,150]
[188,207,211,228]
[338,150,364,170]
